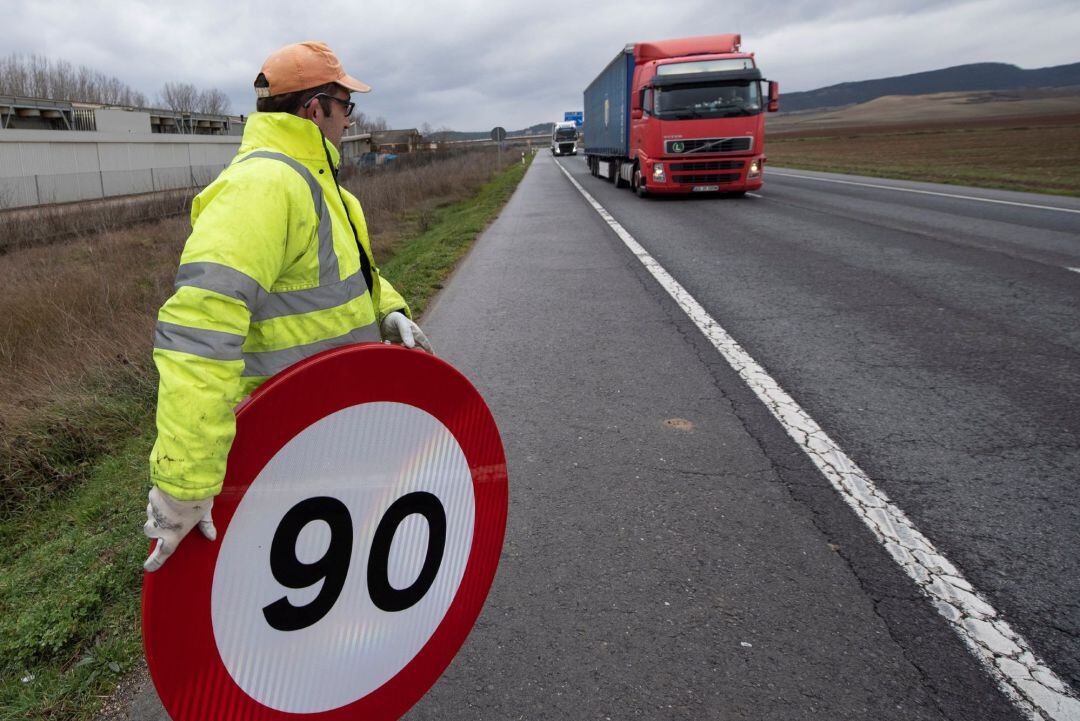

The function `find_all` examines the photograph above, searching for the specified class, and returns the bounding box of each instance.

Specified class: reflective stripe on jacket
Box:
[150,112,409,500]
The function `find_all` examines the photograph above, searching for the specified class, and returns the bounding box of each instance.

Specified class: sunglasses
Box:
[307,93,355,117]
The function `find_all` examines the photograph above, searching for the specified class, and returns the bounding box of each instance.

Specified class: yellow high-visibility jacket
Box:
[150,112,409,500]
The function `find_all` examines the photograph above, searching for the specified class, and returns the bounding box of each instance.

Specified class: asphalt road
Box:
[410,155,1073,721]
[552,158,1080,698]
[117,156,1077,720]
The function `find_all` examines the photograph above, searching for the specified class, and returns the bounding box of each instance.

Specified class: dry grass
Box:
[0,220,180,517]
[0,220,180,413]
[0,151,531,721]
[343,148,508,252]
[769,88,1080,133]
[0,147,503,408]
[766,116,1080,196]
[0,147,506,518]
[0,191,195,255]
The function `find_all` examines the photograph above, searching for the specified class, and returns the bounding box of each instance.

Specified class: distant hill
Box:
[767,86,1080,134]
[512,122,556,137]
[781,62,1080,113]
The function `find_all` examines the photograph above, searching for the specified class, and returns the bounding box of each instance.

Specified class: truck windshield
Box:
[555,128,577,140]
[654,81,762,119]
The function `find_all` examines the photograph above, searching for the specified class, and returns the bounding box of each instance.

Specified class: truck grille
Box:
[674,173,741,184]
[669,161,745,171]
[665,137,752,154]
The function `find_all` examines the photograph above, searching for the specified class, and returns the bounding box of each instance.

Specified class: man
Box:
[143,41,431,572]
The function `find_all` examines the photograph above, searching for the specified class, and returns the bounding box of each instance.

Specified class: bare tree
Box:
[354,114,371,134]
[348,112,392,135]
[419,122,433,138]
[51,59,75,100]
[0,55,28,96]
[27,54,49,97]
[0,53,146,106]
[198,88,231,115]
[160,81,200,112]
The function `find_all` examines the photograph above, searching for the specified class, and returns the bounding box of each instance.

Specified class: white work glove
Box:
[381,311,434,354]
[143,486,217,572]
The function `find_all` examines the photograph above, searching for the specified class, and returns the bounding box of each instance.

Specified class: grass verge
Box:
[765,119,1080,196]
[0,154,532,721]
[0,424,151,721]
[380,155,531,317]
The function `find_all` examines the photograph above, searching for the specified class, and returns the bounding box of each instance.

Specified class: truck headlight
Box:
[748,160,761,178]
[652,163,666,183]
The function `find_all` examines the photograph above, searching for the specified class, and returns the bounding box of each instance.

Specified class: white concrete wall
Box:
[0,129,240,209]
[94,109,153,134]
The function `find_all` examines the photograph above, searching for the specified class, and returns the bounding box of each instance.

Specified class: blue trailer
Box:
[583,46,634,158]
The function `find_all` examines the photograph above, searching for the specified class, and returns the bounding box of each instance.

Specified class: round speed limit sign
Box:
[142,343,508,720]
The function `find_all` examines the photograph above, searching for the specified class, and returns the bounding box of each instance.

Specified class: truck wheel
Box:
[634,169,648,198]
[613,162,628,188]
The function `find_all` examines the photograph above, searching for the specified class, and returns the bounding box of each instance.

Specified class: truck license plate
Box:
[692,185,720,192]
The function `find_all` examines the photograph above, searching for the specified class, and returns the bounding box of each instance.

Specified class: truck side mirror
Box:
[631,109,643,120]
[767,81,780,113]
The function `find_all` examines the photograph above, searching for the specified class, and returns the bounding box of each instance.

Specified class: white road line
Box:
[555,159,1080,721]
[746,192,763,198]
[767,171,1080,215]
[1068,267,1080,274]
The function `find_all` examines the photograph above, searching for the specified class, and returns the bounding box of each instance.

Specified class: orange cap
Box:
[255,41,371,98]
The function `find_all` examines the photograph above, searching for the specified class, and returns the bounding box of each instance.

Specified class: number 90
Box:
[262,492,447,632]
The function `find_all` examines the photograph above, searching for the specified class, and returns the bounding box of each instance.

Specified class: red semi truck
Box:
[583,34,778,197]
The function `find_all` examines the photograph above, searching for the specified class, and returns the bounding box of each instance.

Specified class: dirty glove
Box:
[143,486,217,572]
[381,311,434,354]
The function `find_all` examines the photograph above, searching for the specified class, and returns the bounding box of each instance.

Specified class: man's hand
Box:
[381,311,434,354]
[143,486,217,572]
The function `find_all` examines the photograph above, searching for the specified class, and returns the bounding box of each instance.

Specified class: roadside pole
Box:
[490,126,506,170]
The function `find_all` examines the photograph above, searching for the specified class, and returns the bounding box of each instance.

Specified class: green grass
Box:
[0,155,532,720]
[0,428,150,721]
[0,369,157,525]
[381,155,531,317]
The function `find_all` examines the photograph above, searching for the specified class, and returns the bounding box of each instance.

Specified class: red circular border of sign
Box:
[142,343,508,721]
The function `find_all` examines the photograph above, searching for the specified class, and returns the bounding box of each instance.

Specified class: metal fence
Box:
[0,129,240,209]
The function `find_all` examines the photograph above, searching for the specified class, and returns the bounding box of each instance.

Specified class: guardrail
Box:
[444,133,554,146]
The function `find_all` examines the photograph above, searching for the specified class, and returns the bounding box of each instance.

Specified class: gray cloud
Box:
[2,0,1077,131]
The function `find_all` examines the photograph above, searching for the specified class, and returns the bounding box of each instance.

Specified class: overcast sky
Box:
[3,0,1078,131]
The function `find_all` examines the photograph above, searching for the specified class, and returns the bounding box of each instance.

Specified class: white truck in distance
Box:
[551,121,578,156]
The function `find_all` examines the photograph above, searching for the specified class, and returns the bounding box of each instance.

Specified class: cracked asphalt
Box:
[115,155,1076,720]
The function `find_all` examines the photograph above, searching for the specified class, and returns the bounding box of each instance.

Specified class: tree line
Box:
[0,54,232,114]
[350,112,390,135]
[0,53,447,131]
[419,122,456,141]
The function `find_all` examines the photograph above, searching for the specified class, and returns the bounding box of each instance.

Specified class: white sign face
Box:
[210,401,475,714]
